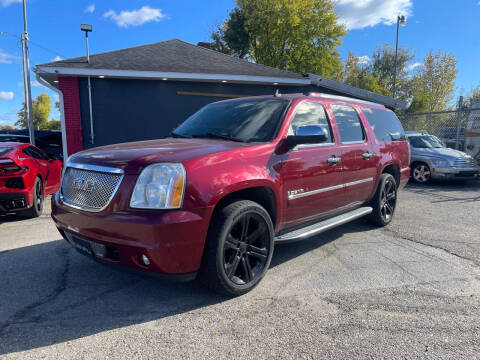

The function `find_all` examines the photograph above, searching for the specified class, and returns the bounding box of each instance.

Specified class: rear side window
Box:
[331,104,365,143]
[289,101,333,143]
[362,107,405,142]
[23,146,49,160]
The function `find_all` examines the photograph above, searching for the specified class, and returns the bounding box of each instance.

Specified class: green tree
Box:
[465,84,480,106]
[211,0,346,77]
[0,124,15,130]
[211,8,250,58]
[408,50,457,113]
[16,93,52,130]
[371,44,415,103]
[337,51,389,96]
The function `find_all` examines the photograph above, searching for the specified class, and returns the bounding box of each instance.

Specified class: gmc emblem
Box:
[72,178,97,192]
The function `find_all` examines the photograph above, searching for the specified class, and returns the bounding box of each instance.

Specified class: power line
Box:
[1,30,65,58]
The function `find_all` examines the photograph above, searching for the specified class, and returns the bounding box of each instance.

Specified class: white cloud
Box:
[0,49,18,64]
[0,0,21,7]
[51,55,62,61]
[85,4,95,13]
[336,0,412,30]
[53,94,59,103]
[407,62,422,72]
[104,6,165,28]
[357,55,371,66]
[0,91,14,100]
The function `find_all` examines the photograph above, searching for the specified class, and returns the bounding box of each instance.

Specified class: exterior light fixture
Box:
[222,80,227,83]
[98,75,105,79]
[162,77,168,80]
[53,80,59,83]
[273,82,279,85]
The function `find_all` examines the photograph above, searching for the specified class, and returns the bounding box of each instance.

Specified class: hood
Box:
[68,138,252,174]
[410,146,469,160]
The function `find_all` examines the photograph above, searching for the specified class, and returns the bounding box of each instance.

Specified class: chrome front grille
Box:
[60,164,124,211]
[454,157,476,168]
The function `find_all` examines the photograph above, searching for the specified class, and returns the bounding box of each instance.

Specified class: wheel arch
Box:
[211,184,278,229]
[381,163,400,187]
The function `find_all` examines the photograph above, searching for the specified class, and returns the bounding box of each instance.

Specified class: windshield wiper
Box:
[192,132,244,142]
[170,131,191,138]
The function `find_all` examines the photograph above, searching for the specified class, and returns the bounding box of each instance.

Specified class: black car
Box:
[0,131,63,160]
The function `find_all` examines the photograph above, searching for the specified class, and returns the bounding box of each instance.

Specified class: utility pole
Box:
[21,0,35,145]
[81,24,94,144]
[392,15,406,100]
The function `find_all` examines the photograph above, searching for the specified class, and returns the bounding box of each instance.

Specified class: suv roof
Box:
[225,92,386,109]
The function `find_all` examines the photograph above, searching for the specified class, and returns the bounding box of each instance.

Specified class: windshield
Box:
[408,135,445,148]
[172,98,290,143]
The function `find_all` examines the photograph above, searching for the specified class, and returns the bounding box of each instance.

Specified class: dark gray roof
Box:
[37,38,304,80]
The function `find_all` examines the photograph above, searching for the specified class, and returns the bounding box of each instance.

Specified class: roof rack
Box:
[308,92,384,108]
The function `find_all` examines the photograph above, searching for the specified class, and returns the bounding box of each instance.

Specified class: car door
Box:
[26,146,60,193]
[329,103,378,205]
[279,100,345,229]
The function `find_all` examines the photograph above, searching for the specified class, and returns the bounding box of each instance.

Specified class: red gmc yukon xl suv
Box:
[52,93,410,295]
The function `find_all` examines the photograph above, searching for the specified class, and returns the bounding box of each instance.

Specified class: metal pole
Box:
[22,0,35,144]
[85,32,90,63]
[392,16,400,99]
[87,76,94,144]
[455,96,464,150]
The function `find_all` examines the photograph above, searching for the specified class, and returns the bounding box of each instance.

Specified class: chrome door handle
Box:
[327,156,341,165]
[362,152,373,160]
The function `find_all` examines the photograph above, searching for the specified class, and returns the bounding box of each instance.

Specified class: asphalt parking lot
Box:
[1,181,479,359]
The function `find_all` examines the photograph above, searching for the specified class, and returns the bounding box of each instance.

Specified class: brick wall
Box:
[58,77,83,155]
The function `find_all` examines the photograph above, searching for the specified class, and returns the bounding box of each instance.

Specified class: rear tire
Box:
[20,177,44,218]
[367,173,397,227]
[199,200,274,296]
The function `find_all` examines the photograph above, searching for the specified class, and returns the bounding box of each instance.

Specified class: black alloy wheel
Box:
[21,176,44,218]
[368,173,397,227]
[223,212,270,285]
[380,176,397,223]
[200,200,274,296]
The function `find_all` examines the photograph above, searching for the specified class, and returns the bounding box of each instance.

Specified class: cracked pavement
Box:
[1,180,479,359]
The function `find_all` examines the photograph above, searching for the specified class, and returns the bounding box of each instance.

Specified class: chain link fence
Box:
[398,100,480,161]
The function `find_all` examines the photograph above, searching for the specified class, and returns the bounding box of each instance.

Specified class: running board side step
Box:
[274,207,373,243]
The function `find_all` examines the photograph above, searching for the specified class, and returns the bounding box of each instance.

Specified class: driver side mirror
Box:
[285,125,329,149]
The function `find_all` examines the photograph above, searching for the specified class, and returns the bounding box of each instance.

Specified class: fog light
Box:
[141,254,150,266]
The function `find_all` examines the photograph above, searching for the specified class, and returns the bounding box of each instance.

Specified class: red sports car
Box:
[0,142,62,217]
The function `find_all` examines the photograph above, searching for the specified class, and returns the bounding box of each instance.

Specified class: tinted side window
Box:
[24,146,48,160]
[289,101,333,143]
[331,104,365,143]
[362,107,405,142]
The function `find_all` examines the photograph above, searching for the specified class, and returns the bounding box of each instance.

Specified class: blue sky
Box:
[0,0,479,127]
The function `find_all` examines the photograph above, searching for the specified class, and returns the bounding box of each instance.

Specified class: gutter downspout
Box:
[35,72,69,162]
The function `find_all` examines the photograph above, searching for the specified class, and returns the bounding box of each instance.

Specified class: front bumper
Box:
[52,193,213,276]
[431,166,480,180]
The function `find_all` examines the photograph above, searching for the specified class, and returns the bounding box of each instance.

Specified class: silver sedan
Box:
[406,132,480,183]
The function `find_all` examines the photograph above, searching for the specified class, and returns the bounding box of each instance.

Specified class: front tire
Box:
[21,177,44,218]
[199,200,274,296]
[411,162,431,184]
[367,173,397,227]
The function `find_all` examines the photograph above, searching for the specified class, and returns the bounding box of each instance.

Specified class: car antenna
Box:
[274,89,282,97]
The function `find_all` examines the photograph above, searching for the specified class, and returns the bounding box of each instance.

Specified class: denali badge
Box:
[72,178,97,192]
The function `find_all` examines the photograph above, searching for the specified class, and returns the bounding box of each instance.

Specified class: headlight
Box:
[130,163,186,209]
[431,159,449,167]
